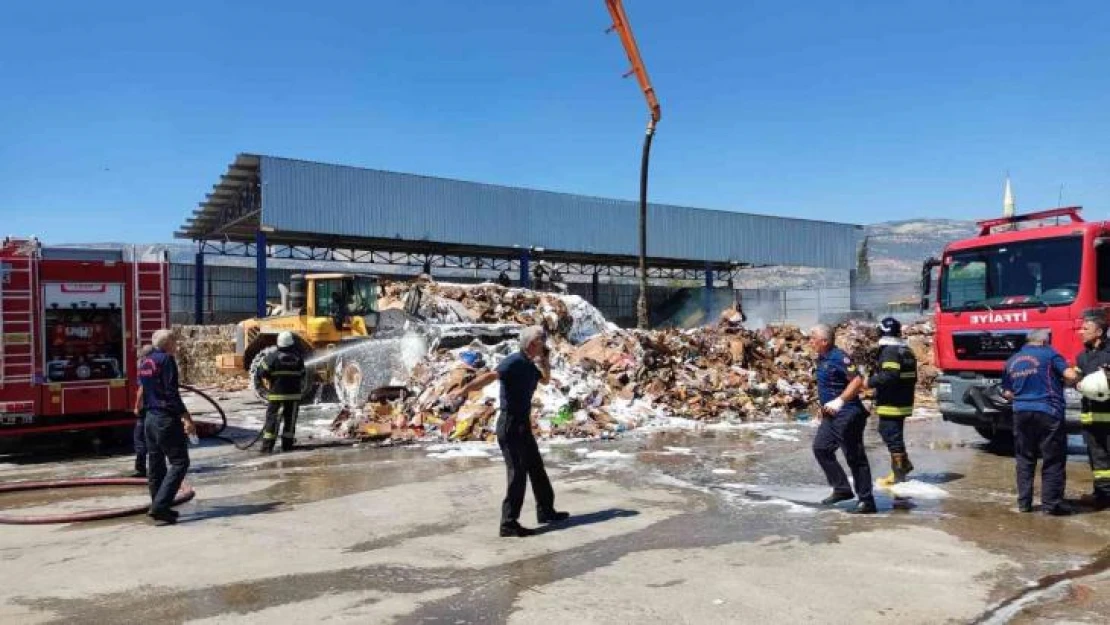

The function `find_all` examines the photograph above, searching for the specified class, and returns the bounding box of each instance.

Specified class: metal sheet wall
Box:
[259,156,860,270]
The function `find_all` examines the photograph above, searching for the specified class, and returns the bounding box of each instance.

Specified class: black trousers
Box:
[1013,411,1067,510]
[498,426,555,526]
[877,417,906,455]
[263,400,299,449]
[813,405,874,503]
[1082,424,1110,499]
[144,411,190,514]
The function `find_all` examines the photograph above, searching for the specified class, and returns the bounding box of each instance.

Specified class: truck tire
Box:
[248,347,318,404]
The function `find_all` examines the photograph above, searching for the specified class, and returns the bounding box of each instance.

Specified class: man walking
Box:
[138,329,196,525]
[1002,329,1070,515]
[1065,309,1110,509]
[451,326,569,536]
[866,317,918,486]
[259,331,306,454]
[810,324,876,514]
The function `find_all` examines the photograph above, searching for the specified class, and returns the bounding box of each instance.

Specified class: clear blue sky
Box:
[1,0,1108,244]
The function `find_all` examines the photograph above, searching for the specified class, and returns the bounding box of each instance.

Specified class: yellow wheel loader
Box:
[217,273,382,402]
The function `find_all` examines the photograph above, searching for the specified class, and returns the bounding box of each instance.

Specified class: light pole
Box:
[605,0,661,329]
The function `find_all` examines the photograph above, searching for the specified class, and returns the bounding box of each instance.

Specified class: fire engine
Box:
[0,237,168,438]
[923,207,1104,445]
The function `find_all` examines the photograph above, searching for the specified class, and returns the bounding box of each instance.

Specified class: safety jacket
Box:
[1076,340,1110,425]
[867,338,917,418]
[260,346,306,401]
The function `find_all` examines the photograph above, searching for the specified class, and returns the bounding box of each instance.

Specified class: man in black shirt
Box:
[451,326,569,537]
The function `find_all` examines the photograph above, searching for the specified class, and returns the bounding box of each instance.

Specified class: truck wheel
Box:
[248,347,317,404]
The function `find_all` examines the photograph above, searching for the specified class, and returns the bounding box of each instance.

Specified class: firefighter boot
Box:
[893,453,914,482]
[877,453,899,487]
[260,435,276,454]
[281,437,294,453]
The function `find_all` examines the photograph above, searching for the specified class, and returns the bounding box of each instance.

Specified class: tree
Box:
[856,236,872,285]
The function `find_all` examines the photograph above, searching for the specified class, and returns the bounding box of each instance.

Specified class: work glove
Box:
[822,397,844,414]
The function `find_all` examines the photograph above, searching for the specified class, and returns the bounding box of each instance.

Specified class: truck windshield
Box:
[940,236,1082,312]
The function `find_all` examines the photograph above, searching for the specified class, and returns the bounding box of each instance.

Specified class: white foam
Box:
[427,448,490,459]
[711,468,737,475]
[662,446,694,455]
[759,428,801,442]
[585,450,631,459]
[880,480,950,500]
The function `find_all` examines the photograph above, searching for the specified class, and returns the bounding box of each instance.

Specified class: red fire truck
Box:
[0,237,168,438]
[923,207,1104,445]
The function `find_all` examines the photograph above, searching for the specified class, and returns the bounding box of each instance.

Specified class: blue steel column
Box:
[704,263,714,323]
[194,250,205,325]
[255,230,267,318]
[519,249,531,289]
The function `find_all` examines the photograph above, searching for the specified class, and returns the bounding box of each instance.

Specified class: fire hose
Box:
[180,384,264,451]
[0,385,233,525]
[0,478,195,525]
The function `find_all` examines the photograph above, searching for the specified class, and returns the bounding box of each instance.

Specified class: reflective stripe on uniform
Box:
[268,394,302,401]
[262,432,276,440]
[1094,469,1110,480]
[269,371,302,377]
[900,373,917,379]
[259,361,269,370]
[876,405,913,417]
[1080,412,1110,425]
[881,362,901,370]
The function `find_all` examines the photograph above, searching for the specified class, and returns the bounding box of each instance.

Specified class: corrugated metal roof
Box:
[179,153,861,270]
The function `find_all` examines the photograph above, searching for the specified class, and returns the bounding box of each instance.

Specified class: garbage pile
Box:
[380,281,614,344]
[339,282,835,442]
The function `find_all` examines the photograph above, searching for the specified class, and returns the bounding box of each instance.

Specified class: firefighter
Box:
[259,331,306,454]
[809,323,876,514]
[130,344,154,478]
[449,326,569,537]
[139,329,196,526]
[866,317,918,486]
[1001,328,1070,515]
[1065,308,1110,509]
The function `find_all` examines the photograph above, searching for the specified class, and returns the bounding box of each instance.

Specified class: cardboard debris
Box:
[176,279,938,440]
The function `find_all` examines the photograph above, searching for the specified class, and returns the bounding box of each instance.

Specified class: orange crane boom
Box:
[604,0,661,328]
[604,0,661,124]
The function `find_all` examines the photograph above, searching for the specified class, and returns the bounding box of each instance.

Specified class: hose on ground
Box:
[0,477,195,525]
[180,384,263,451]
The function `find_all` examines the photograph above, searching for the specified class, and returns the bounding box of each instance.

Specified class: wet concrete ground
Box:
[2,400,1110,624]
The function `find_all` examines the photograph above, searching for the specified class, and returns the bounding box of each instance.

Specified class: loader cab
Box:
[298,273,380,341]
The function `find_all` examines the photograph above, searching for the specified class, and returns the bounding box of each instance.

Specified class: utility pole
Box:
[604,0,661,329]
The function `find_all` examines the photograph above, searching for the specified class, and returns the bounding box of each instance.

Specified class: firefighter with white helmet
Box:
[258,331,306,453]
[1065,308,1110,509]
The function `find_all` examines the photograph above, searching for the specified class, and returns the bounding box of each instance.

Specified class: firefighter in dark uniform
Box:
[1001,328,1070,515]
[139,330,196,526]
[810,324,876,514]
[1065,308,1110,509]
[865,317,918,486]
[259,331,306,454]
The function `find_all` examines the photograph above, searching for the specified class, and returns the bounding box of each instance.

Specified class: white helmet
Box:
[276,331,295,349]
[1078,369,1110,402]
